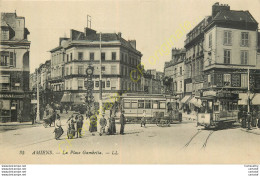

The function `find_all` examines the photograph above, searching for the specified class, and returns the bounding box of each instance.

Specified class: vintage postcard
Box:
[0,0,260,164]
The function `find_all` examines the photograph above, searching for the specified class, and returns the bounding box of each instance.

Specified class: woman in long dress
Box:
[54,114,63,140]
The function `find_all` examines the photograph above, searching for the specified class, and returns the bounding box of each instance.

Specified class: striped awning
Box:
[181,95,191,104]
[252,94,260,105]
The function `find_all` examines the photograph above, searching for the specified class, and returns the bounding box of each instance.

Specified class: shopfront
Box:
[0,93,31,122]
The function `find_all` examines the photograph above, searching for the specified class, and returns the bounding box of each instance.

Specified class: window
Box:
[111,80,116,90]
[180,66,182,75]
[159,101,166,109]
[209,33,212,48]
[111,65,117,74]
[70,66,72,75]
[112,52,116,60]
[121,53,124,61]
[1,30,8,40]
[101,52,105,61]
[224,50,231,64]
[90,52,94,61]
[78,66,84,74]
[153,101,159,109]
[78,79,83,90]
[241,51,248,65]
[223,74,231,86]
[125,54,128,63]
[66,54,69,62]
[124,101,131,109]
[102,81,105,88]
[145,100,151,109]
[95,81,99,88]
[138,100,144,108]
[70,53,73,61]
[241,74,248,88]
[224,31,232,45]
[78,52,83,60]
[101,66,105,72]
[0,75,10,91]
[132,101,138,108]
[241,32,249,47]
[106,80,110,87]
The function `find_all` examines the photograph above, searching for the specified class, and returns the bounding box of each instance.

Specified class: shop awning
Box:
[61,93,71,103]
[238,93,254,105]
[72,93,85,104]
[181,95,191,104]
[189,97,202,108]
[252,94,260,105]
[189,97,197,104]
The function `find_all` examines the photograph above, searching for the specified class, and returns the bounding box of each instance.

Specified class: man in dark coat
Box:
[89,115,97,133]
[120,111,126,135]
[76,115,83,138]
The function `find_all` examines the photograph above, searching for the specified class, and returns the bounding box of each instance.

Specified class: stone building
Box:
[49,28,142,106]
[0,12,31,122]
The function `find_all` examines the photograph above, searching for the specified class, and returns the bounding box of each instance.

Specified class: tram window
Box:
[233,102,238,110]
[153,101,159,109]
[132,101,138,108]
[214,105,219,111]
[207,101,213,113]
[138,100,144,108]
[124,101,131,109]
[159,101,166,109]
[145,100,151,109]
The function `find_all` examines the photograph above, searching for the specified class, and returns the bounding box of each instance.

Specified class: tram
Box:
[197,91,239,128]
[121,93,182,123]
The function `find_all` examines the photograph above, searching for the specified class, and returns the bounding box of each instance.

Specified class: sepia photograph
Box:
[0,0,260,165]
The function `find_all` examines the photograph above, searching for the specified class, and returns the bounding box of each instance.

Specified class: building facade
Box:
[203,3,260,108]
[49,28,142,105]
[164,48,186,103]
[0,12,31,122]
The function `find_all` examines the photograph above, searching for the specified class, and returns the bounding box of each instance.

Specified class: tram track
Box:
[183,129,215,150]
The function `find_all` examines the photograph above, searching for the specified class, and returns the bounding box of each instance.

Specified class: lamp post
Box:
[36,69,40,122]
[99,32,102,115]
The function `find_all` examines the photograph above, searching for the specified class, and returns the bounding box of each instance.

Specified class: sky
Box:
[1,0,260,73]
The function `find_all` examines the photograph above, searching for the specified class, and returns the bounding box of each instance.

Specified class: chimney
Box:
[129,40,136,49]
[212,2,230,18]
[84,27,96,37]
[118,32,122,38]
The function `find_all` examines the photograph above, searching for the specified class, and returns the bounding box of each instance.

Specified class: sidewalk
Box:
[240,127,260,135]
[0,121,42,126]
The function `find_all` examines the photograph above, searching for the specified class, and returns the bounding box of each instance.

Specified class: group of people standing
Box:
[53,110,126,140]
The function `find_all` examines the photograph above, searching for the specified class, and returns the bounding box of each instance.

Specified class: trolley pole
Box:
[247,67,250,113]
[99,32,102,115]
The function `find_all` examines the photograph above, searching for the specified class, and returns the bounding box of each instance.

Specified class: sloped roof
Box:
[213,10,258,24]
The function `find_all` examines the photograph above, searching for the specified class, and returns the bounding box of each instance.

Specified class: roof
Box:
[213,10,258,24]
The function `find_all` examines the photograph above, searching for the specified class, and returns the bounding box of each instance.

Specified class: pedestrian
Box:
[76,115,83,138]
[111,115,116,134]
[65,105,69,114]
[54,114,63,140]
[30,107,36,125]
[120,110,126,135]
[60,105,63,114]
[67,115,76,139]
[247,112,252,130]
[99,114,107,136]
[257,110,260,128]
[89,114,97,133]
[141,110,146,127]
[17,109,22,123]
[251,109,257,128]
[241,111,247,128]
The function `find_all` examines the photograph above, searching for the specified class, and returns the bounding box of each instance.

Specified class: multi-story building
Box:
[203,3,259,106]
[182,17,211,112]
[0,12,31,122]
[164,48,186,101]
[30,60,52,108]
[141,69,163,94]
[49,28,142,105]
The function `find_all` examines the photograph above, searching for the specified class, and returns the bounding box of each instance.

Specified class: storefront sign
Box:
[0,94,25,99]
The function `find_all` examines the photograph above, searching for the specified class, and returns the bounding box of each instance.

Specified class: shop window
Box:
[145,100,151,109]
[138,100,144,108]
[124,101,131,109]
